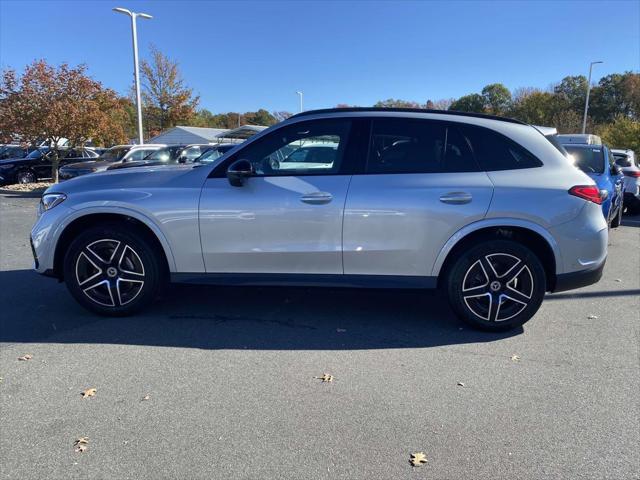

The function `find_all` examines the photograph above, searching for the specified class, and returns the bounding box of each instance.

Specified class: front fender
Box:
[430,217,562,276]
[54,205,178,272]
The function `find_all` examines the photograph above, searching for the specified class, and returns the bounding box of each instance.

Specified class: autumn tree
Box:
[0,60,127,182]
[140,45,199,134]
[597,115,640,152]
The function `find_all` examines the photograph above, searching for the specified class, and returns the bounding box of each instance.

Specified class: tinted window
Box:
[100,147,130,162]
[237,119,351,176]
[613,153,632,167]
[564,146,605,174]
[367,119,477,174]
[461,125,542,171]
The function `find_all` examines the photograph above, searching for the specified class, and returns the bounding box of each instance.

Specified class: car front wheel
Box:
[17,169,37,184]
[446,240,546,331]
[63,224,164,316]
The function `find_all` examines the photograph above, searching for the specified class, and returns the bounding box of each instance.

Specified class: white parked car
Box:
[612,149,640,214]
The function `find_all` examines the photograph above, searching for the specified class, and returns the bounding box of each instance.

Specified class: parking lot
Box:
[0,192,638,479]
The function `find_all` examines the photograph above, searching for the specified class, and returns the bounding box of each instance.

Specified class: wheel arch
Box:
[434,220,560,292]
[52,210,175,280]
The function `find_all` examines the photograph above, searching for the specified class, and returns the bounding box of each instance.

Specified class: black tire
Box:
[17,169,37,184]
[610,203,623,228]
[446,240,546,331]
[63,223,165,316]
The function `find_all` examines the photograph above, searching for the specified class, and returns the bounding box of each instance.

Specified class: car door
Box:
[343,117,494,278]
[199,118,356,275]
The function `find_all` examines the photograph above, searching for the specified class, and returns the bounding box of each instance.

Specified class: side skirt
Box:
[171,273,438,289]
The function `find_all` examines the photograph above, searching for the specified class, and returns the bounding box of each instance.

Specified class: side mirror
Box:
[227,159,253,187]
[611,164,622,176]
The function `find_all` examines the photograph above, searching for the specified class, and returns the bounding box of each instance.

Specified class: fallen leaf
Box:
[81,388,97,399]
[17,354,32,361]
[74,437,89,453]
[457,382,465,387]
[587,315,598,320]
[141,394,150,401]
[614,279,622,283]
[410,452,428,467]
[511,355,520,362]
[314,373,334,383]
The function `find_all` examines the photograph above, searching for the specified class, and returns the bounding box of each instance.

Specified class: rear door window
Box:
[366,118,478,174]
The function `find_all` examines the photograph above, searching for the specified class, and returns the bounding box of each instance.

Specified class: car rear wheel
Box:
[63,224,164,316]
[17,169,37,184]
[446,240,546,331]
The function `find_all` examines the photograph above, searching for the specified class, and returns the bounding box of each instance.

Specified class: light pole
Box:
[296,91,303,112]
[113,7,152,144]
[582,60,603,134]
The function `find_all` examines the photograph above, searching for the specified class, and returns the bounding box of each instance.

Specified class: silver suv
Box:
[31,109,608,331]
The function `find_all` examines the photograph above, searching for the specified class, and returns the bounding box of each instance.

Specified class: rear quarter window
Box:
[460,125,543,171]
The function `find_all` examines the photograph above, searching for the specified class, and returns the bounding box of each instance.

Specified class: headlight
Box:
[39,193,67,212]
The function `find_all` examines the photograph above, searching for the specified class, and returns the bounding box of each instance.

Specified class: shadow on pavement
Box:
[546,289,640,300]
[0,269,521,350]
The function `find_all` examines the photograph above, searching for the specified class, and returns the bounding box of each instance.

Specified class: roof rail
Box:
[289,107,527,125]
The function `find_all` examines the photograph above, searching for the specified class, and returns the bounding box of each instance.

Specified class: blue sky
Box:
[1,0,638,113]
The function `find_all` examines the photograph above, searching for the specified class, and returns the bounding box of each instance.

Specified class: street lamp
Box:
[113,7,153,145]
[582,60,603,134]
[296,91,303,112]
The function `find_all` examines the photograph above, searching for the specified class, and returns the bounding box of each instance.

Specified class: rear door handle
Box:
[439,192,472,205]
[300,192,333,205]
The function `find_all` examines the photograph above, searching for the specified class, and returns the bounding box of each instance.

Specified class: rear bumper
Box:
[552,258,606,293]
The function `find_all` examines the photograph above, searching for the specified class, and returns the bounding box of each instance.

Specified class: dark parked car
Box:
[107,145,187,170]
[106,144,237,171]
[59,145,166,179]
[0,147,99,185]
[0,145,37,161]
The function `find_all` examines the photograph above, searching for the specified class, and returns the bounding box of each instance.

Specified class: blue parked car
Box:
[563,143,624,228]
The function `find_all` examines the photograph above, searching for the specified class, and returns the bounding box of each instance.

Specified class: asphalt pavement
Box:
[1,194,638,479]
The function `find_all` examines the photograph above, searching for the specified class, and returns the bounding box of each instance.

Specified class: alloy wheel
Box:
[461,253,534,322]
[75,239,145,307]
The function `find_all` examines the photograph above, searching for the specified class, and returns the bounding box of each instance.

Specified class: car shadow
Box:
[0,269,521,350]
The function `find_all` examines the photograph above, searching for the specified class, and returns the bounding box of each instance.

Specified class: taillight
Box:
[623,170,640,178]
[569,185,603,204]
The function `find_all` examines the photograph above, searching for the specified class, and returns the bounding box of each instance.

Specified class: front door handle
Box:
[300,192,333,205]
[439,192,472,205]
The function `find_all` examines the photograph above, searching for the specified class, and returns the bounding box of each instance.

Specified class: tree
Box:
[590,72,640,123]
[272,111,293,122]
[553,75,587,113]
[481,83,512,115]
[0,60,126,182]
[598,115,640,152]
[448,93,486,113]
[509,89,556,125]
[243,109,277,126]
[140,45,199,134]
[374,98,421,108]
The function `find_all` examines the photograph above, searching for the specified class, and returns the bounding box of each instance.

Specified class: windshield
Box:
[143,146,182,162]
[564,146,605,174]
[26,148,47,159]
[613,152,638,168]
[99,147,130,162]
